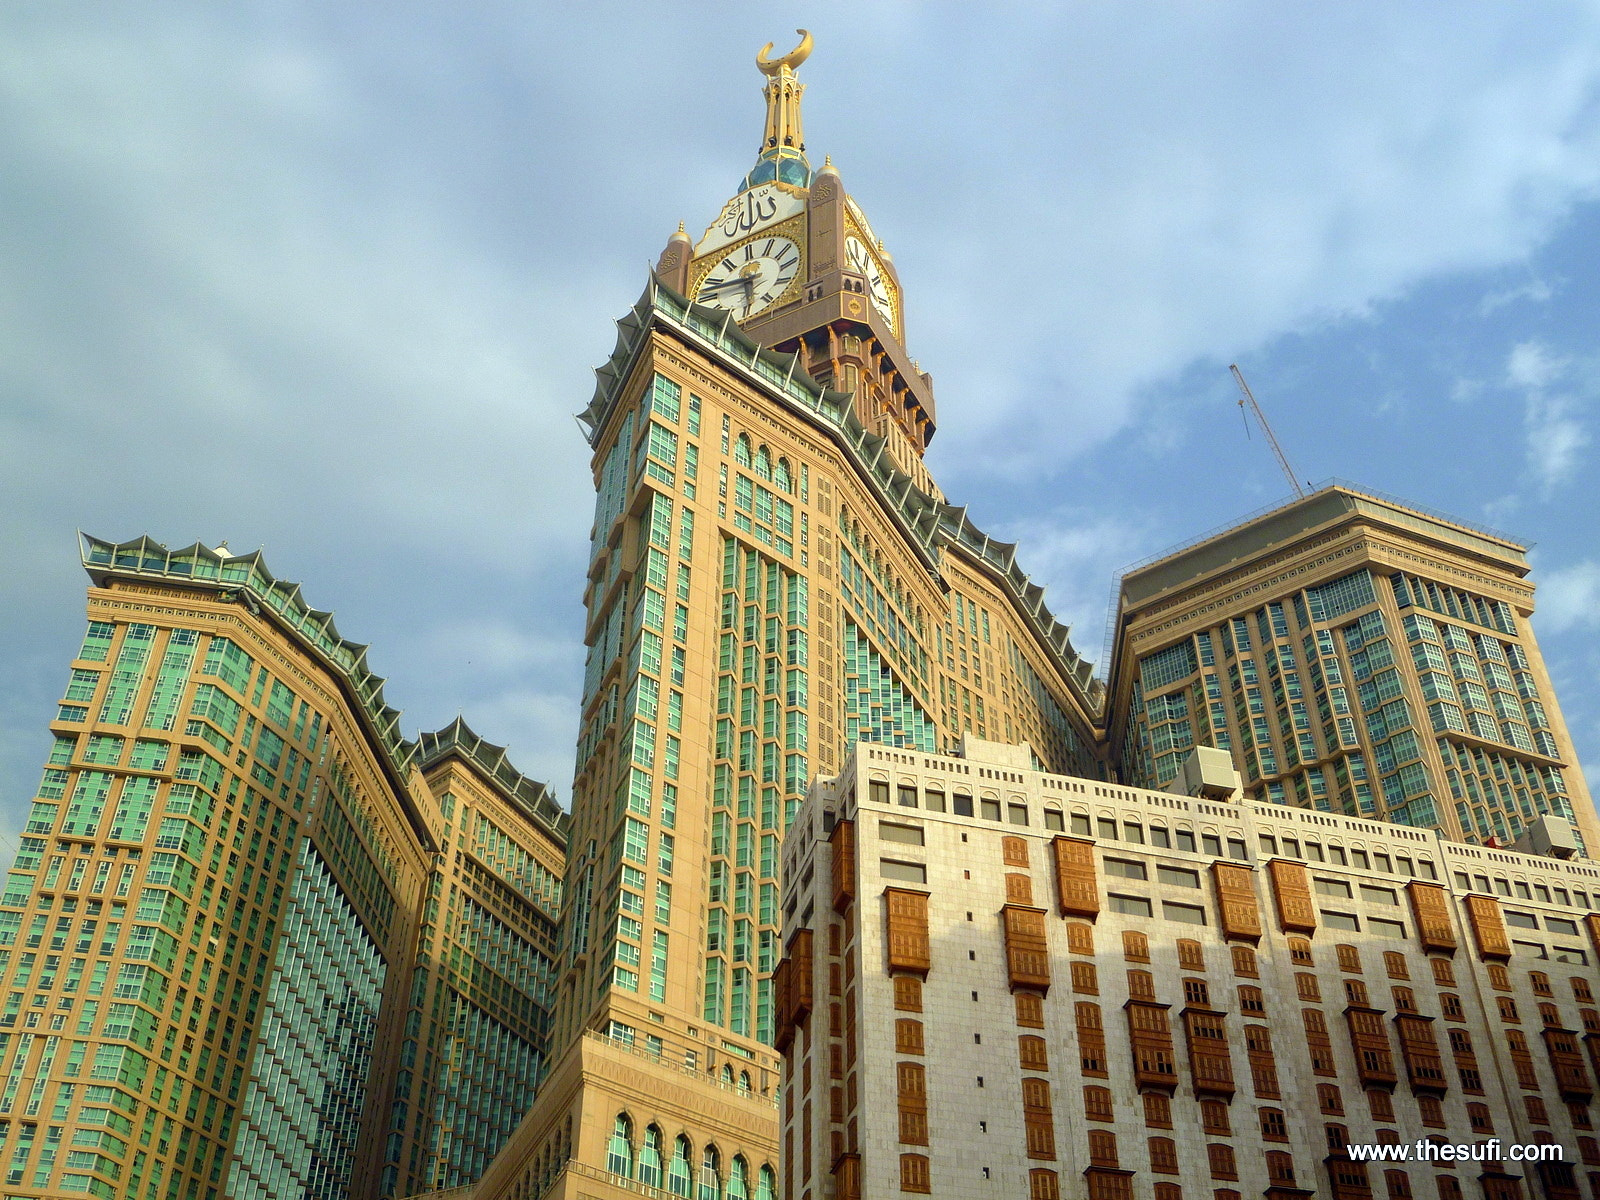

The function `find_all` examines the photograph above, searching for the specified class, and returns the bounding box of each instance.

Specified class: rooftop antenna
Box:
[1230,364,1304,498]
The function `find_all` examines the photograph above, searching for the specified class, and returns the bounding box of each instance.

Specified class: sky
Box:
[2,2,1600,849]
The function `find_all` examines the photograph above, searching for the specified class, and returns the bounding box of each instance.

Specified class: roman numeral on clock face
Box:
[696,235,800,318]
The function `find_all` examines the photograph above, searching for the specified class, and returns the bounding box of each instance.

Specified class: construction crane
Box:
[1230,364,1304,499]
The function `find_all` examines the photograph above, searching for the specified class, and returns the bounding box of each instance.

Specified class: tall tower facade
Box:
[1107,484,1599,855]
[0,536,568,1200]
[0,535,436,1200]
[388,720,567,1194]
[474,35,1104,1200]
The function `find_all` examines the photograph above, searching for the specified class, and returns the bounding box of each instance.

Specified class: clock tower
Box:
[472,34,1102,1200]
[655,31,940,496]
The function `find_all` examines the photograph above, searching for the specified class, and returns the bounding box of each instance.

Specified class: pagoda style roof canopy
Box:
[79,532,443,848]
[418,716,569,844]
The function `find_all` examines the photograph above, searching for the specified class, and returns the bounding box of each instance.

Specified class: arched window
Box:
[1266,1151,1296,1184]
[755,1164,775,1200]
[1087,1130,1118,1167]
[1208,1143,1238,1180]
[722,1064,735,1085]
[698,1144,721,1200]
[1148,1136,1178,1173]
[666,1135,693,1195]
[1231,945,1258,977]
[755,447,772,481]
[735,435,752,467]
[1200,1098,1231,1135]
[899,1154,930,1194]
[1018,1036,1048,1071]
[774,458,792,493]
[727,1154,750,1200]
[739,1070,751,1093]
[1288,937,1314,965]
[1082,1085,1113,1121]
[1123,931,1150,962]
[607,1113,635,1177]
[1383,1168,1413,1198]
[639,1125,664,1187]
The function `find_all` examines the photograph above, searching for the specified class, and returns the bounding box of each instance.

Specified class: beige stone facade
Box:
[782,737,1600,1199]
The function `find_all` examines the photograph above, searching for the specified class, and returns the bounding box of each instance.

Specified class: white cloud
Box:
[1537,560,1600,633]
[1501,340,1593,495]
[894,6,1600,482]
[1479,276,1553,315]
[1526,398,1590,493]
[1508,340,1567,389]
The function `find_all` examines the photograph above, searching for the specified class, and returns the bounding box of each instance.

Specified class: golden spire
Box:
[757,29,811,157]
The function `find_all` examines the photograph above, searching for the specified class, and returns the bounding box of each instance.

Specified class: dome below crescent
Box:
[739,146,813,192]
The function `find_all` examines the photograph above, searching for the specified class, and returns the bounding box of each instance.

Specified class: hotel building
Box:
[1107,485,1597,854]
[780,737,1600,1200]
[0,536,566,1200]
[472,34,1600,1200]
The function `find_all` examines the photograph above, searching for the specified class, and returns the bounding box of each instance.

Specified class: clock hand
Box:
[699,278,751,302]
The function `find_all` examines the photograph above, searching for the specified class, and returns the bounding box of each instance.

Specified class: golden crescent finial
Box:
[757,29,812,75]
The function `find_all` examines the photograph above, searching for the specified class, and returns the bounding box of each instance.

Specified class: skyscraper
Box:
[1106,484,1598,855]
[475,33,1105,1200]
[0,535,567,1200]
[387,720,567,1194]
[4,535,436,1200]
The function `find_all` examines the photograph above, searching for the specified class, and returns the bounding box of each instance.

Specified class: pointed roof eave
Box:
[77,532,433,846]
[417,718,568,843]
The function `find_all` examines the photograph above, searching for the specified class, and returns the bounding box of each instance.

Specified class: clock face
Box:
[695,236,802,320]
[846,236,895,329]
